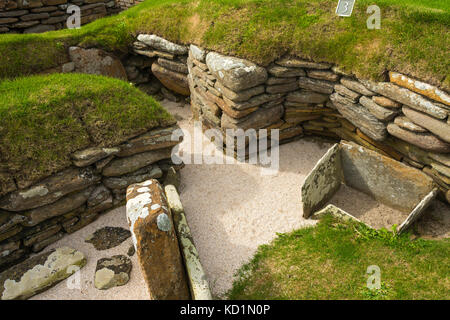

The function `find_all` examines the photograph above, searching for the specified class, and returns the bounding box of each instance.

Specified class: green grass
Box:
[0,0,448,89]
[228,215,450,300]
[0,73,174,186]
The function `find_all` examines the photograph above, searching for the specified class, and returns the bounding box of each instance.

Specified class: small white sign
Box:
[336,0,355,17]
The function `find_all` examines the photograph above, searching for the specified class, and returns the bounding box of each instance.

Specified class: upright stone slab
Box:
[301,144,343,218]
[340,141,436,212]
[126,179,189,300]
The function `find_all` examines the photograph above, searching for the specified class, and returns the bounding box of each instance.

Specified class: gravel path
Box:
[32,101,449,300]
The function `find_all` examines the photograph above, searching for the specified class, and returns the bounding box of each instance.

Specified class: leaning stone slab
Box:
[394,116,427,133]
[72,147,119,167]
[94,255,132,290]
[137,34,188,55]
[387,123,450,153]
[362,81,448,120]
[117,125,181,157]
[0,247,86,300]
[206,52,268,91]
[102,148,171,177]
[126,180,190,300]
[340,77,374,96]
[165,185,212,300]
[0,167,100,212]
[402,107,450,143]
[302,144,343,218]
[359,96,397,122]
[389,72,450,106]
[331,94,387,141]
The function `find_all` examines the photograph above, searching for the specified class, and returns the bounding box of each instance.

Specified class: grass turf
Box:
[0,0,448,89]
[0,73,174,187]
[227,215,450,300]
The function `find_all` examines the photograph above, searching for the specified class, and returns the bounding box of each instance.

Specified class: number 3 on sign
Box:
[336,0,356,17]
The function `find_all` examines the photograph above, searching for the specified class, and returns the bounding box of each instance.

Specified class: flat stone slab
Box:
[94,255,132,290]
[85,226,131,250]
[0,247,86,300]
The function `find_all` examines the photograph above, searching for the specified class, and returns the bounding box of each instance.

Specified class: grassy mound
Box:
[0,0,448,89]
[228,216,450,300]
[0,73,174,185]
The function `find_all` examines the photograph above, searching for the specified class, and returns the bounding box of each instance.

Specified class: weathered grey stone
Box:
[69,47,127,80]
[221,104,283,130]
[87,185,111,208]
[275,57,331,70]
[0,247,86,300]
[361,81,448,119]
[0,167,100,212]
[72,147,119,167]
[0,224,23,243]
[117,126,180,157]
[61,61,75,73]
[372,96,402,109]
[286,91,329,104]
[23,224,61,246]
[331,93,387,141]
[103,165,163,190]
[302,144,342,218]
[214,81,264,102]
[340,141,436,212]
[152,62,190,96]
[0,17,18,24]
[102,148,171,177]
[298,77,335,94]
[267,65,305,78]
[157,58,188,74]
[402,107,450,143]
[137,34,188,55]
[126,179,190,300]
[307,70,339,82]
[387,123,450,153]
[334,84,361,103]
[20,12,49,21]
[340,77,375,96]
[223,92,284,111]
[394,116,427,133]
[23,24,55,33]
[206,52,268,91]
[359,96,397,122]
[165,185,212,300]
[0,212,26,234]
[390,72,450,106]
[95,255,132,290]
[85,226,131,251]
[266,81,298,94]
[189,44,206,62]
[22,186,95,227]
[0,10,28,17]
[12,20,39,28]
[266,77,297,85]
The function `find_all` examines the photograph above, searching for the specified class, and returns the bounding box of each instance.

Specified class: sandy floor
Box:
[32,100,450,300]
[32,206,149,300]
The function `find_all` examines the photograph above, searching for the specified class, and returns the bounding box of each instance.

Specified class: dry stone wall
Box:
[0,123,182,271]
[0,0,120,34]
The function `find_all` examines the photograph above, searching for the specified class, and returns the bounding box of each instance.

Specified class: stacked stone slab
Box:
[0,0,120,34]
[132,35,190,98]
[0,124,182,271]
[181,42,450,204]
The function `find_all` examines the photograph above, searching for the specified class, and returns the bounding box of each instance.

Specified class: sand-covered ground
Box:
[33,101,450,300]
